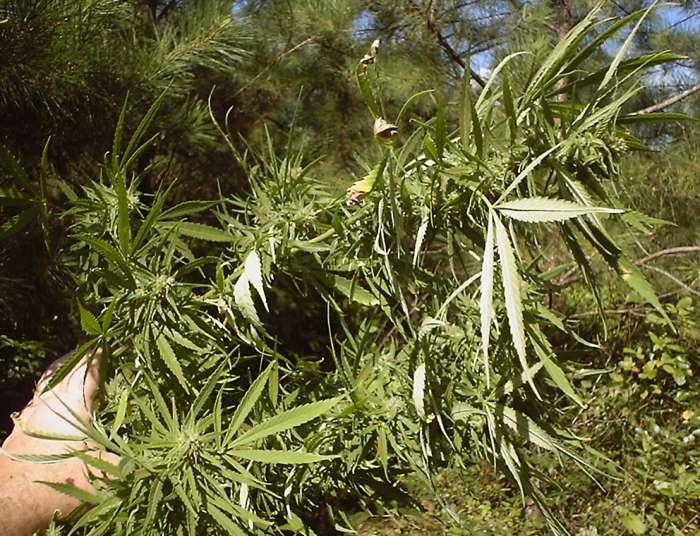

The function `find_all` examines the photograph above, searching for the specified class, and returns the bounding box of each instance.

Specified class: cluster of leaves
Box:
[4,4,691,535]
[613,297,697,398]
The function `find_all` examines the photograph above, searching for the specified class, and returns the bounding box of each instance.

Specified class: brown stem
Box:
[636,245,700,265]
[423,1,486,87]
[553,0,572,102]
[634,81,700,114]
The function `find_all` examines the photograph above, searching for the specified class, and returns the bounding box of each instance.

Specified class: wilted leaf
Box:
[234,250,269,324]
[373,117,398,140]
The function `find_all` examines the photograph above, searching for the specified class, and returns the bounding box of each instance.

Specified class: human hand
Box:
[0,348,117,536]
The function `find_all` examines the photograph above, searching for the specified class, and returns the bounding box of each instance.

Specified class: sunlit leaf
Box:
[232,398,339,448]
[233,250,269,323]
[412,363,426,420]
[497,197,622,222]
[494,215,538,396]
[479,212,495,387]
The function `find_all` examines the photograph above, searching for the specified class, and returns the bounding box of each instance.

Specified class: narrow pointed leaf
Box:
[160,200,217,220]
[121,88,166,169]
[225,361,274,445]
[479,212,495,387]
[207,503,246,536]
[497,197,622,222]
[232,398,339,448]
[333,275,379,306]
[72,450,121,478]
[528,325,584,407]
[155,334,189,391]
[161,221,233,242]
[412,215,429,267]
[598,3,655,91]
[36,481,102,505]
[112,172,130,253]
[44,338,99,392]
[111,389,129,438]
[112,93,129,168]
[494,215,538,396]
[617,257,672,325]
[229,449,338,464]
[78,302,102,335]
[498,405,557,452]
[412,363,426,420]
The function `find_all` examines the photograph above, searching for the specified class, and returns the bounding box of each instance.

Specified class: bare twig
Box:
[555,245,700,288]
[636,245,700,265]
[643,265,700,297]
[423,1,486,88]
[634,81,700,114]
[569,309,648,319]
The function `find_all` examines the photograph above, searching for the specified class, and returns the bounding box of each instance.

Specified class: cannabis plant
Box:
[4,4,687,535]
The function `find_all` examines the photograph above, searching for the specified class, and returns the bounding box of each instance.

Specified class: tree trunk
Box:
[553,0,572,101]
[554,0,572,40]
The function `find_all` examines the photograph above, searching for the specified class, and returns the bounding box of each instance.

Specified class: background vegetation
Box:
[1,1,698,534]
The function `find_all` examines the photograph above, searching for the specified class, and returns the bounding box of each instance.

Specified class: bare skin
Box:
[0,349,116,536]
